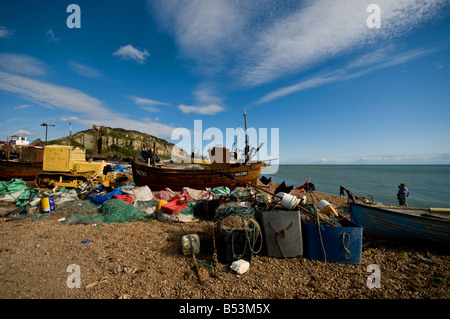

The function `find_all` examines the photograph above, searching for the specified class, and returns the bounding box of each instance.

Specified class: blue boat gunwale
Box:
[349,202,450,223]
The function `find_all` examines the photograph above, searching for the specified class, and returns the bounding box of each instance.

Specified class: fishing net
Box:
[214,205,263,262]
[56,198,100,223]
[100,199,152,224]
[59,198,154,224]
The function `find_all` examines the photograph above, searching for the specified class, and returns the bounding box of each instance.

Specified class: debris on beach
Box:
[1,167,449,300]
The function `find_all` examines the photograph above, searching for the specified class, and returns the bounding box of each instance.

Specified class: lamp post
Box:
[41,123,55,145]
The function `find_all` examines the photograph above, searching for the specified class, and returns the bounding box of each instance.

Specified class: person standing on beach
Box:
[397,183,409,206]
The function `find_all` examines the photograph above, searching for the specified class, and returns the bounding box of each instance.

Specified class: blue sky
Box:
[0,0,449,164]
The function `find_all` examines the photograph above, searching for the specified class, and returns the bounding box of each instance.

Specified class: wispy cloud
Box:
[113,44,150,64]
[129,95,171,112]
[69,61,103,78]
[12,129,32,136]
[256,45,440,104]
[0,24,14,39]
[0,70,177,138]
[0,54,177,138]
[193,84,223,106]
[0,53,46,76]
[13,104,31,110]
[0,71,109,115]
[150,0,449,87]
[176,84,226,115]
[45,29,60,42]
[130,96,170,106]
[178,104,225,115]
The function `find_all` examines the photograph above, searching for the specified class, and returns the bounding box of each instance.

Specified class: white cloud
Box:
[113,44,150,64]
[69,61,103,78]
[243,0,448,87]
[0,71,108,115]
[178,104,225,115]
[129,95,171,112]
[59,116,80,122]
[150,0,243,73]
[0,53,46,76]
[0,25,14,38]
[150,0,448,87]
[13,104,31,110]
[0,69,177,138]
[13,129,32,136]
[193,84,223,105]
[130,96,170,106]
[256,45,439,104]
[175,84,226,115]
[45,29,60,42]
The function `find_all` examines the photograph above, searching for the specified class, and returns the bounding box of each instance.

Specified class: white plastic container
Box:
[181,234,200,255]
[277,192,300,210]
[230,259,250,275]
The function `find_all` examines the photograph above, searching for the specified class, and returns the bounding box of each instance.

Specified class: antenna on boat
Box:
[244,108,249,164]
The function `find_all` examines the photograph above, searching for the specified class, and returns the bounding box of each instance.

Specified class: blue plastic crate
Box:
[301,217,362,264]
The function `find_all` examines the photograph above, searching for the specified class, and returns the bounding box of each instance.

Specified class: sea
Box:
[261,165,450,208]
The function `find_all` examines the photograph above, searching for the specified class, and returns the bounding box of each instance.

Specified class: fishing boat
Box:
[132,111,267,190]
[132,158,266,190]
[349,202,450,247]
[0,146,44,180]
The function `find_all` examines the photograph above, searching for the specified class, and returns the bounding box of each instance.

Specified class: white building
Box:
[9,135,30,146]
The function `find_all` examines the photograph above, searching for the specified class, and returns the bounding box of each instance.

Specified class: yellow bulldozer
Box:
[34,145,122,189]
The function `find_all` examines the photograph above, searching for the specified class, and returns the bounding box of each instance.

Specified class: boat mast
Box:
[244,108,249,164]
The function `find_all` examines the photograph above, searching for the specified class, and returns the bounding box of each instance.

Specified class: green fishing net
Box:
[60,198,154,224]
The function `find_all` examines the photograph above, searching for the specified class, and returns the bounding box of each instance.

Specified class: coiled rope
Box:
[204,205,263,281]
[214,205,263,258]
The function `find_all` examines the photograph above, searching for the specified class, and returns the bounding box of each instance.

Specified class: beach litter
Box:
[0,171,381,286]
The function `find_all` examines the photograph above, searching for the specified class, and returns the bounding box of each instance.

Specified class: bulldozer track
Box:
[35,173,89,189]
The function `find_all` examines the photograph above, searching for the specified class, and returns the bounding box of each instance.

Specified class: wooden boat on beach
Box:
[0,146,44,180]
[349,202,450,247]
[0,160,43,180]
[132,111,268,190]
[132,159,266,190]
